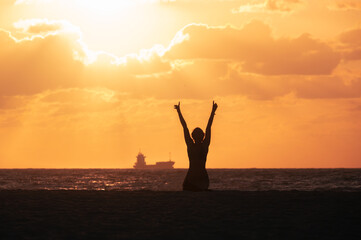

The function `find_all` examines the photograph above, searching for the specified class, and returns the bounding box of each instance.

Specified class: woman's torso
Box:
[187,142,208,170]
[184,142,209,190]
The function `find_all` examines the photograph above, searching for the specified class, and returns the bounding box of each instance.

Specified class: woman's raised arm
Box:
[204,101,218,146]
[174,102,193,146]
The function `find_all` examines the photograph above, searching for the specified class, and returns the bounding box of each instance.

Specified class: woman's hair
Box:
[192,127,204,142]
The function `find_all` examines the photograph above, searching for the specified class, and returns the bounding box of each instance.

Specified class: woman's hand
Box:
[212,101,218,113]
[174,102,180,111]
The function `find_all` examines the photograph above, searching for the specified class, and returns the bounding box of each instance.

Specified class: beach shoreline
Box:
[1,190,361,239]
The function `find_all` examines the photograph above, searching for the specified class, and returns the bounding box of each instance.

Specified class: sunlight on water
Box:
[0,169,361,191]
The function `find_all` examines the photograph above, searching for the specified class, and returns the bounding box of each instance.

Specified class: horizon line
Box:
[1,168,361,170]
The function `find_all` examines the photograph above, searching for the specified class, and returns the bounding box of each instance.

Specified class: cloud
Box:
[329,1,361,11]
[233,0,302,13]
[0,20,173,97]
[198,58,359,100]
[165,21,340,75]
[0,29,84,96]
[343,49,361,61]
[123,59,361,100]
[13,19,79,35]
[338,28,361,61]
[339,28,361,46]
[0,18,359,103]
[116,45,171,76]
[266,0,301,11]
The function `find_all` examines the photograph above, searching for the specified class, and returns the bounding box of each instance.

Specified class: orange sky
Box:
[0,0,361,168]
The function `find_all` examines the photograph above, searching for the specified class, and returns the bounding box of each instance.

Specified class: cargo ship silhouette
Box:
[133,152,175,169]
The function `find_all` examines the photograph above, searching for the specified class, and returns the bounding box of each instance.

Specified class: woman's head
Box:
[192,127,204,143]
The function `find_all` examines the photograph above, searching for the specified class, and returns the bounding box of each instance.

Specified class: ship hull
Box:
[134,161,175,170]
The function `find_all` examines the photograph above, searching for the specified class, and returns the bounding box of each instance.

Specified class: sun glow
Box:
[74,0,137,15]
[9,0,180,57]
[74,0,167,15]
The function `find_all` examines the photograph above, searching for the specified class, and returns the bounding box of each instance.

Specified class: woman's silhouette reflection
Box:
[174,101,218,191]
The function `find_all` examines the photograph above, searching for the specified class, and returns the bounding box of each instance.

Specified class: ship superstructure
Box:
[133,152,175,169]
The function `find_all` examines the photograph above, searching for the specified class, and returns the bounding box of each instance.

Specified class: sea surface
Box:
[0,169,361,191]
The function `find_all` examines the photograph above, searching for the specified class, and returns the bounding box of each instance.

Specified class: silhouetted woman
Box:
[174,101,218,191]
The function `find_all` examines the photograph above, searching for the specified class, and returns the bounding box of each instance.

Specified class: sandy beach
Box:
[1,190,360,239]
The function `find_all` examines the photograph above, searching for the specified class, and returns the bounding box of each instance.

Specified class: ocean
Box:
[0,169,361,191]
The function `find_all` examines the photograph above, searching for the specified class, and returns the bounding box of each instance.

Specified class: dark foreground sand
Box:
[1,191,361,240]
